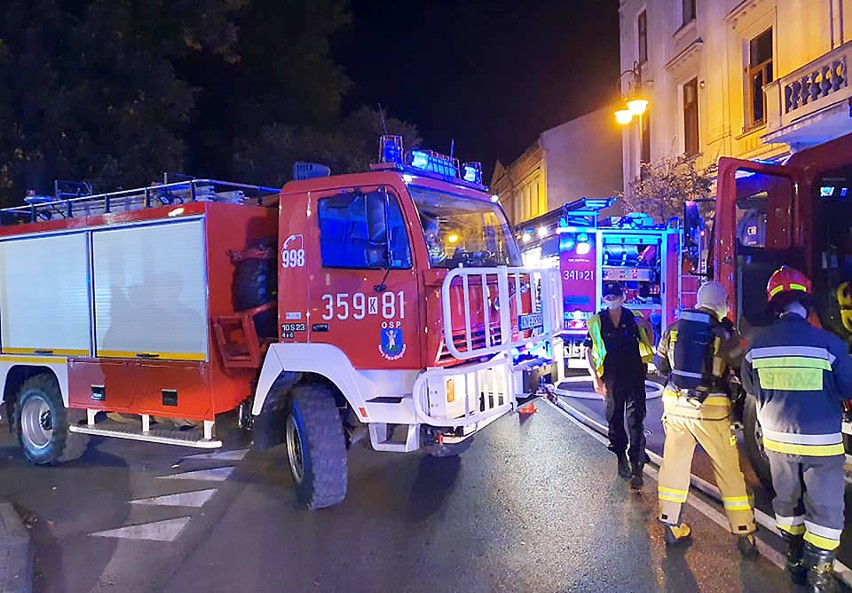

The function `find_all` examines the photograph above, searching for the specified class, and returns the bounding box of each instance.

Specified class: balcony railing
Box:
[764,40,852,138]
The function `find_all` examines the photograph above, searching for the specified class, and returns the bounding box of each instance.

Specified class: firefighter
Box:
[741,266,852,592]
[654,281,757,555]
[584,281,654,488]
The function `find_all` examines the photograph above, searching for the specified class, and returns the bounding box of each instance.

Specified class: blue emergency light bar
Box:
[376,134,485,188]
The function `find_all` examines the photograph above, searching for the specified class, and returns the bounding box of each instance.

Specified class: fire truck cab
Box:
[712,133,852,483]
[0,136,564,508]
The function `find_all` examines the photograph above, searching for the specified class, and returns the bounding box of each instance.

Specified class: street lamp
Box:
[614,61,648,125]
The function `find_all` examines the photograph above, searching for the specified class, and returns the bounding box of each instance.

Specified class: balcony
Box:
[763,40,852,150]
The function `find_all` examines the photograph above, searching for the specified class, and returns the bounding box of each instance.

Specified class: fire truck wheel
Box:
[14,374,90,465]
[427,437,474,458]
[285,384,347,509]
[742,396,772,488]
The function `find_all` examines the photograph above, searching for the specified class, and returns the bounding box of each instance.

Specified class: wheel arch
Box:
[1,361,68,421]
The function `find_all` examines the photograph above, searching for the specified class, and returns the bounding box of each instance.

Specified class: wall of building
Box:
[619,0,852,194]
[491,106,623,225]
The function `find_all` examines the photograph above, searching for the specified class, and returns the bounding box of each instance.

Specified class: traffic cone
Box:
[518,401,537,415]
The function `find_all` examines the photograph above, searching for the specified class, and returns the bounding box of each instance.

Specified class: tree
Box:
[232,106,421,187]
[622,154,717,222]
[0,0,246,204]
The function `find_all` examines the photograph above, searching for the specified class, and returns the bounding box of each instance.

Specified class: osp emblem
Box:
[379,327,406,361]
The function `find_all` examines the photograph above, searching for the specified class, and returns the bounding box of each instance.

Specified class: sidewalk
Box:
[0,503,31,593]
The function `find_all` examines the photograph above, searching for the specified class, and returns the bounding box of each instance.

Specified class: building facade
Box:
[619,0,852,193]
[491,106,624,224]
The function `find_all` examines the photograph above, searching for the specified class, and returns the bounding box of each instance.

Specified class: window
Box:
[682,0,696,25]
[746,28,773,129]
[640,110,651,164]
[638,10,648,64]
[410,187,521,268]
[317,190,411,269]
[683,78,699,155]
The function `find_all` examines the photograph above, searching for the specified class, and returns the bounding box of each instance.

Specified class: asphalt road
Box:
[0,403,807,593]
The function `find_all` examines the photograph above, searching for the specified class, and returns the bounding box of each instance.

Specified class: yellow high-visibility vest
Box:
[588,312,654,377]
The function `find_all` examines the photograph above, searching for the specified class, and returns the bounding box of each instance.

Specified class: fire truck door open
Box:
[715,159,802,334]
[308,186,420,369]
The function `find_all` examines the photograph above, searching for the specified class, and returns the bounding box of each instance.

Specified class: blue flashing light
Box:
[559,233,576,252]
[462,161,482,185]
[407,149,459,178]
[379,135,404,166]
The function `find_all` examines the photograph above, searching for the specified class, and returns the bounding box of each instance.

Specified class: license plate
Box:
[519,313,544,331]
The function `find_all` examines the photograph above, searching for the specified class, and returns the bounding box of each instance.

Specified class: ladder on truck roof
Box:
[2,177,280,225]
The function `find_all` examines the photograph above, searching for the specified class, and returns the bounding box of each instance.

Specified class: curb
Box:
[0,503,32,593]
[549,395,852,589]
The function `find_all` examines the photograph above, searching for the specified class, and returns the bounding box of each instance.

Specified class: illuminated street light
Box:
[614,61,648,124]
[615,109,634,125]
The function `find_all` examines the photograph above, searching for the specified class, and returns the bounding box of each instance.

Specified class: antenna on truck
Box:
[378,103,389,136]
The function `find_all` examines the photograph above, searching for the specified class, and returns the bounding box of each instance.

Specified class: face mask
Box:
[604,297,623,310]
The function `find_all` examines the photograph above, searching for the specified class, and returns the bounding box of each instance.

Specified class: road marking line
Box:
[546,398,792,572]
[181,449,249,461]
[130,489,217,508]
[159,467,234,481]
[90,517,191,542]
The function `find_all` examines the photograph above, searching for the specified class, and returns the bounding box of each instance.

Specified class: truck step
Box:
[69,420,222,449]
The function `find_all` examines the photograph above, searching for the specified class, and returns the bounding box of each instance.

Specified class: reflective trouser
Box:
[658,393,755,534]
[767,451,845,551]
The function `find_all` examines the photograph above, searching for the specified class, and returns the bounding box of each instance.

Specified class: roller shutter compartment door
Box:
[0,233,91,356]
[93,220,209,361]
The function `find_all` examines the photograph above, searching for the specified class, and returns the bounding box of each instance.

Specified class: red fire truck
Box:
[0,136,563,508]
[517,198,700,368]
[709,134,852,483]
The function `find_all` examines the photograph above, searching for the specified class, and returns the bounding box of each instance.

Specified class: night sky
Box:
[336,0,621,176]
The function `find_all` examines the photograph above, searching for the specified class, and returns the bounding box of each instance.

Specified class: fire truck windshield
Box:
[409,187,521,269]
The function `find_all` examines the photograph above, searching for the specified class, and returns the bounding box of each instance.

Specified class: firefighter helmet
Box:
[696,281,729,318]
[766,266,812,303]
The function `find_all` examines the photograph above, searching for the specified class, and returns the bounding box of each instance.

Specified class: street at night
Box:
[0,402,815,593]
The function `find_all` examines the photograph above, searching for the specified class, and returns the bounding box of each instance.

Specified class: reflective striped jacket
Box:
[741,313,852,456]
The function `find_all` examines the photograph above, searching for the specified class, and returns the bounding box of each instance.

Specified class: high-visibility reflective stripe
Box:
[672,369,703,379]
[659,494,688,503]
[746,346,835,364]
[680,310,712,322]
[661,393,730,407]
[763,438,845,456]
[702,396,731,407]
[805,521,843,541]
[762,429,843,446]
[804,532,841,551]
[769,285,785,297]
[757,367,823,391]
[751,356,832,371]
[776,514,805,527]
[779,523,806,536]
[790,283,808,292]
[658,486,688,502]
[587,315,607,377]
[723,495,752,510]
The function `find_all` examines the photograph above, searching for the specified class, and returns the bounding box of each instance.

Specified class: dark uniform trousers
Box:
[767,452,845,550]
[604,376,647,464]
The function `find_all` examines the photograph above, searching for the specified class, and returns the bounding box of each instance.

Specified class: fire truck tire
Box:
[285,383,347,509]
[14,374,90,465]
[234,255,276,338]
[742,396,772,488]
[427,437,473,458]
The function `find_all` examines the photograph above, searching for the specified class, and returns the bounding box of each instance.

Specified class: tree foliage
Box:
[622,154,717,222]
[0,0,419,206]
[233,107,422,187]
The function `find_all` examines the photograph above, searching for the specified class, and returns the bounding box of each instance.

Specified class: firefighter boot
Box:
[736,534,758,558]
[630,462,644,489]
[616,453,631,480]
[782,533,807,585]
[664,522,692,547]
[804,543,840,593]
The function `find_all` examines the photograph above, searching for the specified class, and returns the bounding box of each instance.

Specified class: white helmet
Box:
[696,281,729,318]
